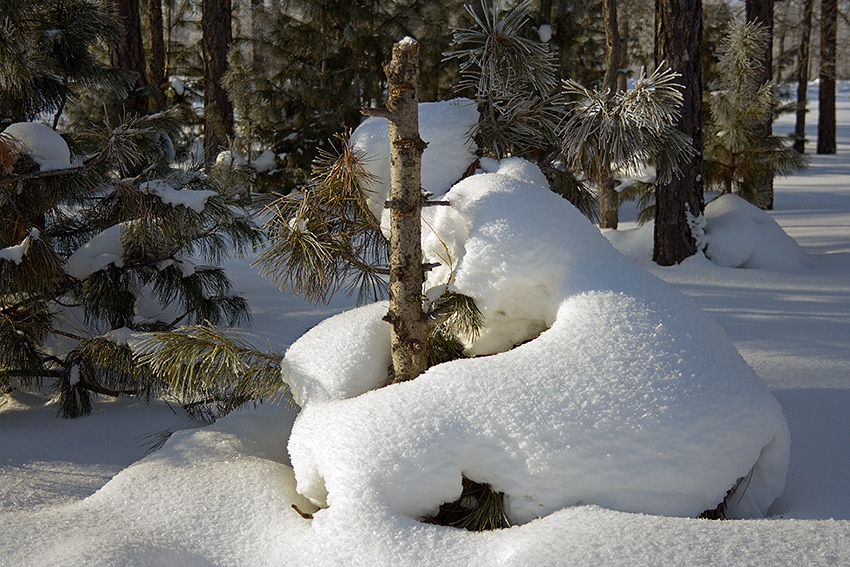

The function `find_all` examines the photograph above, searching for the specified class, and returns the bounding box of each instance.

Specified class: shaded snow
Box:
[3,122,71,171]
[64,223,125,280]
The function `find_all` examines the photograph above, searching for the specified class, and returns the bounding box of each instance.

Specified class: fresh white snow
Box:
[1,86,849,566]
[3,121,72,171]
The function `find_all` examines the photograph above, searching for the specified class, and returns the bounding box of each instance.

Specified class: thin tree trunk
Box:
[653,0,703,266]
[373,39,429,384]
[599,0,621,230]
[818,0,837,155]
[793,0,814,154]
[202,0,234,163]
[746,0,775,209]
[618,18,629,93]
[111,0,149,115]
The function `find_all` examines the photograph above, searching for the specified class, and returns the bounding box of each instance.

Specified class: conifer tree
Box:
[0,0,261,417]
[704,20,806,205]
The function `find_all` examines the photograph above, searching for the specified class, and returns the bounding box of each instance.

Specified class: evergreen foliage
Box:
[704,20,807,205]
[0,0,132,125]
[559,65,694,223]
[446,0,597,222]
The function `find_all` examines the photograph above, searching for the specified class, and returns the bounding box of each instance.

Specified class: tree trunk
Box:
[147,0,166,111]
[817,0,837,155]
[745,0,775,209]
[202,0,234,164]
[793,0,814,154]
[111,0,149,115]
[653,0,703,266]
[617,18,629,93]
[381,39,429,384]
[599,0,621,230]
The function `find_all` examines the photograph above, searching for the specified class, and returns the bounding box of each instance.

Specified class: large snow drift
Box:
[284,108,790,525]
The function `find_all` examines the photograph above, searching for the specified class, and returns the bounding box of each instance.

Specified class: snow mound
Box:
[3,121,71,171]
[65,223,125,280]
[286,158,790,523]
[351,98,479,223]
[703,194,808,273]
[139,179,217,213]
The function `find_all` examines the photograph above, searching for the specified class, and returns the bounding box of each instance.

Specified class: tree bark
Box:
[793,0,814,154]
[202,0,234,164]
[599,0,621,230]
[653,0,703,266]
[147,0,166,110]
[817,0,837,155]
[745,0,775,209]
[111,0,149,115]
[381,39,429,384]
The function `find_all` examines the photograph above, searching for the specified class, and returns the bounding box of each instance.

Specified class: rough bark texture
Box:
[746,0,775,209]
[202,0,234,164]
[793,0,814,154]
[653,0,703,266]
[599,0,621,230]
[111,0,149,115]
[147,0,166,110]
[383,39,429,384]
[817,0,837,155]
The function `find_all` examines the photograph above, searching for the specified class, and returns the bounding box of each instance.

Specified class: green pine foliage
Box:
[704,20,807,205]
[446,0,597,222]
[559,64,694,217]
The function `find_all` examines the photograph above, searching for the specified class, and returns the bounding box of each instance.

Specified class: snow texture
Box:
[0,229,38,265]
[64,223,125,280]
[703,194,808,273]
[139,179,217,213]
[351,98,479,224]
[3,121,71,171]
[286,155,790,525]
[252,149,277,173]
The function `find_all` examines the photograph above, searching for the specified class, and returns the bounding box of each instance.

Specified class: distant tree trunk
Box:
[793,0,814,154]
[378,39,429,383]
[653,0,703,266]
[202,0,234,164]
[148,0,166,110]
[111,0,149,115]
[746,0,775,209]
[817,0,837,155]
[617,18,629,93]
[251,0,263,66]
[599,0,621,230]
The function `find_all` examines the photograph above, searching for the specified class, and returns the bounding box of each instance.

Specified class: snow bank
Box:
[703,194,808,273]
[351,98,479,223]
[3,121,71,171]
[286,156,790,524]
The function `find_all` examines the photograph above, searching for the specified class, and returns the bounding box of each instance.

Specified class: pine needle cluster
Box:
[704,21,807,205]
[446,0,597,221]
[255,132,389,305]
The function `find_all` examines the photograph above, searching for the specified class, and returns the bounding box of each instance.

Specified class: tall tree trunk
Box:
[599,0,621,230]
[793,0,814,154]
[817,0,837,155]
[746,0,775,209]
[653,0,703,266]
[202,0,234,164]
[111,0,149,115]
[148,0,166,111]
[379,39,429,383]
[617,18,630,93]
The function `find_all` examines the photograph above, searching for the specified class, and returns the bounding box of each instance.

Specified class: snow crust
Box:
[703,194,807,273]
[351,98,479,223]
[3,121,71,171]
[286,153,790,524]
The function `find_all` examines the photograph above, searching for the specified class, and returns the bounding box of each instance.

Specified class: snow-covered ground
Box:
[1,85,849,566]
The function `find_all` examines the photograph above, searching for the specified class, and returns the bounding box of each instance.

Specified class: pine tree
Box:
[704,20,807,205]
[446,0,597,221]
[0,0,261,417]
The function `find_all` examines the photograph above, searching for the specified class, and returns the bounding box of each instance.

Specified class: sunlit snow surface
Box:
[2,90,850,566]
[3,121,71,171]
